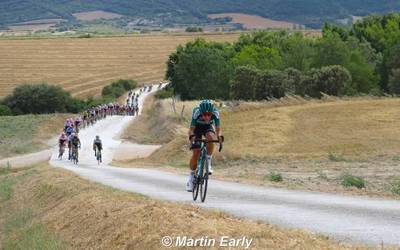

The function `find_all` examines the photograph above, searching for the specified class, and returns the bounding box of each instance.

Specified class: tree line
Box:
[166,13,400,100]
[0,79,136,116]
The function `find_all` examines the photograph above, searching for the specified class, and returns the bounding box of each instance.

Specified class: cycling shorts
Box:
[191,124,215,149]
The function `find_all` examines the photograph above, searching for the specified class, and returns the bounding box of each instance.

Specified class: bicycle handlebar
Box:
[193,136,225,152]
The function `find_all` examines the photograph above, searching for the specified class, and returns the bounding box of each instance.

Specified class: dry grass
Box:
[208,13,301,29]
[0,113,70,159]
[0,33,239,98]
[122,95,176,144]
[118,97,400,198]
[0,163,359,249]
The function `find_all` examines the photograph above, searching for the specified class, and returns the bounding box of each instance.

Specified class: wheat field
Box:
[0,33,239,98]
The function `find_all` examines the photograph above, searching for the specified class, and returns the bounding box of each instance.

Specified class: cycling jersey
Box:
[65,126,74,136]
[93,139,102,150]
[71,136,81,147]
[190,107,220,128]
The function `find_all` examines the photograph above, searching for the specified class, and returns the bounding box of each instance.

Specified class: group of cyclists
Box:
[57,116,103,165]
[56,82,224,194]
[57,86,150,164]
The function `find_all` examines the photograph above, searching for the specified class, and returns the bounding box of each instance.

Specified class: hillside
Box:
[1,0,399,28]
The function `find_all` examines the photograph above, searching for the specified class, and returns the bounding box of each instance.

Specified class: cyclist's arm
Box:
[188,127,195,141]
[216,127,221,137]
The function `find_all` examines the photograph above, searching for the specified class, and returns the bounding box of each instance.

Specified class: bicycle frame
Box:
[192,137,223,202]
[196,142,208,179]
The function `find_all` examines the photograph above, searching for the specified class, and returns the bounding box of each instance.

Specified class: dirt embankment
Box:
[0,164,354,249]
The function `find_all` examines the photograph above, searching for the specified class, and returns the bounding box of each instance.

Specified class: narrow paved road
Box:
[49,85,400,247]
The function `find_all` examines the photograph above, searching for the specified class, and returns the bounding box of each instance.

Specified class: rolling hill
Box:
[1,0,400,28]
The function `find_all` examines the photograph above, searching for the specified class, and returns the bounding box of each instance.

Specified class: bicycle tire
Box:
[97,151,101,165]
[200,158,209,202]
[192,174,199,201]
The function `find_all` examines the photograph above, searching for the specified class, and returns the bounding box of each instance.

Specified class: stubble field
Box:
[0,33,239,98]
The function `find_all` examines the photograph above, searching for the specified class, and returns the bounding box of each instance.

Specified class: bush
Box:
[185,27,203,32]
[3,84,78,114]
[0,105,12,116]
[305,65,352,98]
[328,152,346,162]
[154,87,174,99]
[389,68,400,94]
[341,173,365,189]
[230,65,260,100]
[101,79,137,99]
[269,171,283,182]
[390,178,400,195]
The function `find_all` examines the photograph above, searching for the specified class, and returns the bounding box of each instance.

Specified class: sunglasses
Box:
[201,112,212,117]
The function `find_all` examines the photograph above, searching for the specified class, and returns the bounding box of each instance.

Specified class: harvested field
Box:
[0,33,239,98]
[208,13,301,29]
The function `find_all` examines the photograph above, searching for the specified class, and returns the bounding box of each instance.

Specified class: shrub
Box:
[389,68,400,94]
[341,173,365,189]
[269,171,283,182]
[3,84,78,114]
[101,79,137,99]
[328,152,346,162]
[230,65,260,100]
[155,87,174,99]
[0,105,12,116]
[185,27,203,32]
[317,170,328,180]
[390,178,400,195]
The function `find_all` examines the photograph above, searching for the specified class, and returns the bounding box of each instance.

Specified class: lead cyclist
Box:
[187,100,223,192]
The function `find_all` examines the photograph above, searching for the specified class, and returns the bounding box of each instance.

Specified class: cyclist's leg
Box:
[204,125,216,174]
[190,126,203,171]
[205,124,216,154]
[190,148,201,171]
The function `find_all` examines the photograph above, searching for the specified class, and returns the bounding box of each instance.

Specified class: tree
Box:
[283,68,303,95]
[305,65,352,98]
[281,32,313,71]
[256,70,286,99]
[168,39,234,100]
[232,44,283,70]
[389,69,400,94]
[312,32,349,68]
[3,84,78,114]
[230,66,260,100]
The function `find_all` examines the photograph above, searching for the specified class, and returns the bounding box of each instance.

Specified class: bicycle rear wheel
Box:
[200,159,209,202]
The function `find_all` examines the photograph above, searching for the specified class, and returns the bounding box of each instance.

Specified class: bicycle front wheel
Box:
[200,158,209,202]
[192,175,199,201]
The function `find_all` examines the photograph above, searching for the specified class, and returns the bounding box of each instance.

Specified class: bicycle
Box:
[191,136,224,202]
[58,143,65,160]
[95,149,102,165]
[71,146,79,165]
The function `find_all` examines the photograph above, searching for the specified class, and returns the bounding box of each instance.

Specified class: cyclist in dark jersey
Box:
[187,100,223,191]
[93,135,103,163]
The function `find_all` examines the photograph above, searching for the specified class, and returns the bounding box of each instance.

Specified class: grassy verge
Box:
[0,163,356,249]
[117,97,400,198]
[0,113,70,159]
[0,169,66,250]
